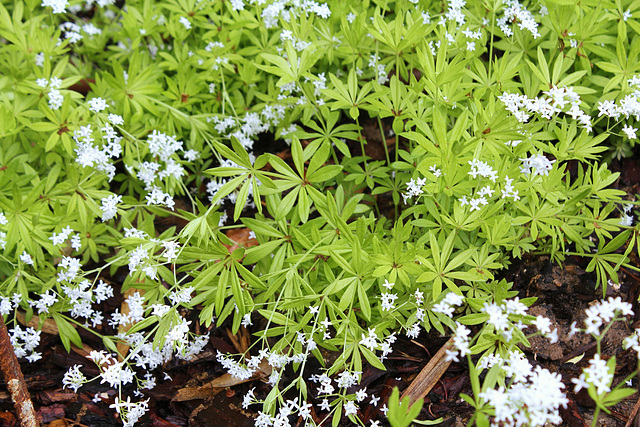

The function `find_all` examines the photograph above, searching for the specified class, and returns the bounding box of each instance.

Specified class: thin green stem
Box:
[355,116,367,168]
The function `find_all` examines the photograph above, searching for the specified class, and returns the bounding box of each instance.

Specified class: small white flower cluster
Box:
[41,0,69,14]
[571,296,634,337]
[179,16,191,30]
[519,154,556,177]
[63,279,113,326]
[74,120,124,181]
[619,202,634,226]
[481,298,545,343]
[459,159,521,211]
[280,30,314,52]
[127,246,157,280]
[100,194,123,222]
[126,130,197,211]
[162,241,181,262]
[622,124,637,139]
[62,364,86,392]
[433,292,464,317]
[445,322,471,362]
[62,362,149,427]
[0,211,7,250]
[20,251,34,265]
[37,76,65,110]
[57,256,82,282]
[402,177,426,204]
[480,352,568,426]
[50,225,81,250]
[110,396,149,427]
[217,351,256,380]
[499,86,592,131]
[58,21,101,44]
[445,0,466,26]
[88,97,108,113]
[623,328,640,359]
[9,325,42,362]
[122,320,208,370]
[380,290,398,311]
[261,0,331,29]
[531,315,558,343]
[217,346,313,384]
[468,159,498,182]
[250,397,313,427]
[0,293,20,316]
[28,289,58,314]
[571,353,613,395]
[368,54,389,85]
[596,76,640,122]
[359,327,397,361]
[498,0,540,39]
[90,350,136,387]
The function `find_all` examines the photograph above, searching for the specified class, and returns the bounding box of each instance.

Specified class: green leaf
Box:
[52,313,83,353]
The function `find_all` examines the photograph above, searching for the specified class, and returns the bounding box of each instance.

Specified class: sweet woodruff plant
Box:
[0,0,639,425]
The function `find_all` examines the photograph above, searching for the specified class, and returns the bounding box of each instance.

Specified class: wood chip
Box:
[401,337,454,406]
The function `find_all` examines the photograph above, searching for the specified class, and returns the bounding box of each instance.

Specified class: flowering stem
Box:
[591,407,600,427]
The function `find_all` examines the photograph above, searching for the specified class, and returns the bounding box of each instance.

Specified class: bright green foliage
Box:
[0,0,639,425]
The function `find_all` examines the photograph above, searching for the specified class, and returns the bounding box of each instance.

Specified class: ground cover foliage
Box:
[1,0,640,425]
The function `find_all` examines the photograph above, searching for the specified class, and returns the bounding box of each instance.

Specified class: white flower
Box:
[108,114,124,125]
[20,251,34,265]
[88,97,108,113]
[380,293,398,311]
[620,213,634,226]
[429,165,442,177]
[406,323,421,339]
[62,365,86,392]
[179,16,191,29]
[343,400,358,416]
[35,52,45,67]
[520,154,555,176]
[532,315,552,334]
[582,354,613,395]
[622,124,637,139]
[42,0,68,14]
[48,88,64,110]
[100,194,122,222]
[360,328,378,350]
